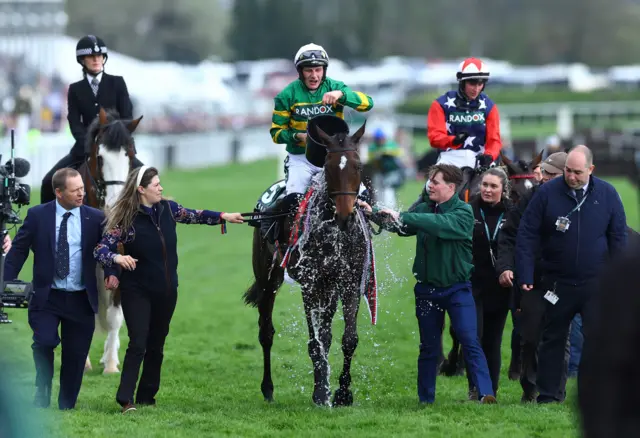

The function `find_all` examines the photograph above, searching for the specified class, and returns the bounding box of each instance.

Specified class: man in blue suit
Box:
[4,168,119,410]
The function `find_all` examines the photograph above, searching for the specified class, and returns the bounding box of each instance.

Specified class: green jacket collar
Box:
[425,194,460,213]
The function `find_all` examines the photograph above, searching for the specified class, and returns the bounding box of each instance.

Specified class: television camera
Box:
[0,130,32,324]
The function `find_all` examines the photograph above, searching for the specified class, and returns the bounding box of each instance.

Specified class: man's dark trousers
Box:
[519,287,570,401]
[536,280,596,403]
[29,288,95,410]
[414,281,494,403]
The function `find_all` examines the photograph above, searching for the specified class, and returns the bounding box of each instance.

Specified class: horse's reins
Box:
[241,145,362,222]
[509,174,536,180]
[88,132,133,207]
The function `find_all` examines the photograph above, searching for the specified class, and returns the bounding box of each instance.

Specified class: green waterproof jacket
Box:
[384,194,475,287]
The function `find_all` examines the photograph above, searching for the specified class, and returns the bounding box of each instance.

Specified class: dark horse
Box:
[243,116,373,406]
[438,149,543,378]
[78,107,143,373]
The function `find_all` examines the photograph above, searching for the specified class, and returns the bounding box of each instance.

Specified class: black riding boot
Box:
[260,193,303,244]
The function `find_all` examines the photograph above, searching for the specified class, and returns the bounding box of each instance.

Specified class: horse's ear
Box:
[127,115,143,133]
[351,120,367,143]
[531,148,544,169]
[500,150,513,167]
[316,126,335,146]
[98,107,108,126]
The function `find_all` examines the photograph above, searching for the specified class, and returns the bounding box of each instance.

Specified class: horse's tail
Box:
[95,265,110,331]
[243,282,263,307]
[243,227,283,307]
[95,265,123,331]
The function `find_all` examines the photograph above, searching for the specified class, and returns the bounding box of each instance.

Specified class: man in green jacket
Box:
[372,163,496,404]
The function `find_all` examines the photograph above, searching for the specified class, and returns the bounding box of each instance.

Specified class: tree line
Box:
[65,0,640,66]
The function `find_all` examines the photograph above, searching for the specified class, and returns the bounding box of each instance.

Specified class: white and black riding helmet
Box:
[294,43,329,82]
[456,57,490,97]
[76,35,108,66]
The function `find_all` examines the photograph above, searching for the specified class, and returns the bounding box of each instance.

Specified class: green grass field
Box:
[1,159,637,438]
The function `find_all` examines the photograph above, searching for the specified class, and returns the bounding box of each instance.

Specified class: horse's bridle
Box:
[88,134,135,208]
[509,174,536,180]
[325,147,360,197]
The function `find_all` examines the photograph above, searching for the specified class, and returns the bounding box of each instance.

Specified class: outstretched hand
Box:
[221,212,244,224]
[378,208,400,222]
[356,199,372,214]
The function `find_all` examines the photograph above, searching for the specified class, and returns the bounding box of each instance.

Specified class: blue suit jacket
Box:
[4,201,116,313]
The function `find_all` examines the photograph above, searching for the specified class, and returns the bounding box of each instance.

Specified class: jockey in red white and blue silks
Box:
[427,57,502,170]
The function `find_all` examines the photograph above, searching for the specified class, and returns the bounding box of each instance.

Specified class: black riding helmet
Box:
[76,35,108,69]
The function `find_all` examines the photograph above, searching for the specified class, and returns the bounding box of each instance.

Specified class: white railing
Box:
[3,127,281,188]
[7,99,640,189]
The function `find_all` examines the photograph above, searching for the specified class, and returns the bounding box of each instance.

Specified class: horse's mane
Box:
[85,108,133,153]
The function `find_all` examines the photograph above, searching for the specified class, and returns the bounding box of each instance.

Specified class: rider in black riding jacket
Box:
[40,35,143,204]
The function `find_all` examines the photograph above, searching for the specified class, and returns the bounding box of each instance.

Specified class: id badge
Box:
[544,290,559,305]
[555,216,571,232]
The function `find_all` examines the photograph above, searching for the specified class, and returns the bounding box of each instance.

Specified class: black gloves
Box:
[476,154,494,167]
[452,132,469,146]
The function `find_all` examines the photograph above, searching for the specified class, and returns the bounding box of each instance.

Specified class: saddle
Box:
[249,180,293,246]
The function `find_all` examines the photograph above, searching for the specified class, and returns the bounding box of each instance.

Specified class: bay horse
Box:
[243,116,374,406]
[79,107,143,374]
[438,149,543,378]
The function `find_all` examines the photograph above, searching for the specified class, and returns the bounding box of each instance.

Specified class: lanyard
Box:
[565,192,589,218]
[479,209,504,243]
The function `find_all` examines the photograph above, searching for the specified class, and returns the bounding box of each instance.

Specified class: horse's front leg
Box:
[333,285,362,407]
[302,285,338,406]
[102,301,124,374]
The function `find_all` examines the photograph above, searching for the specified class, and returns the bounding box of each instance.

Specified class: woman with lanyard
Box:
[94,165,244,413]
[467,167,515,400]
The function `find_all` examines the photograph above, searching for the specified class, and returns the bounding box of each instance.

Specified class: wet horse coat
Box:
[243,120,375,406]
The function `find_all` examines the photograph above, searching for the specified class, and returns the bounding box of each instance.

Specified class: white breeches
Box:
[284,153,366,195]
[436,149,479,169]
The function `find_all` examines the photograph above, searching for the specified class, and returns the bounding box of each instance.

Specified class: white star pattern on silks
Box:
[478,98,487,110]
[464,136,476,148]
[444,96,456,108]
[446,122,451,133]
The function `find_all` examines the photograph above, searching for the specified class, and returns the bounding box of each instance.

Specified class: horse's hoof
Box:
[312,392,331,407]
[103,367,120,375]
[439,360,458,377]
[332,388,353,407]
[261,384,274,403]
